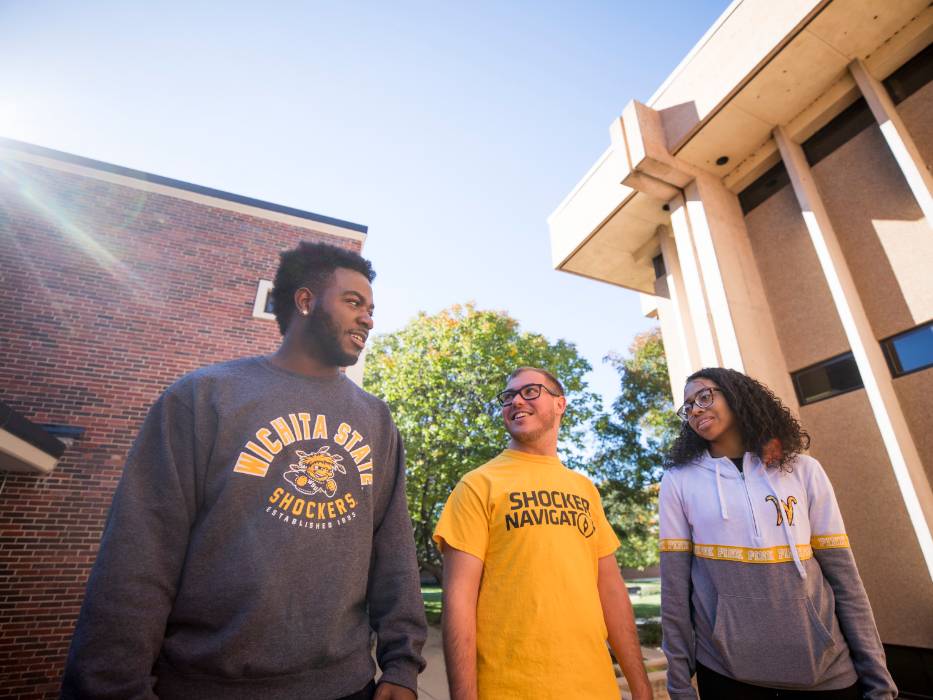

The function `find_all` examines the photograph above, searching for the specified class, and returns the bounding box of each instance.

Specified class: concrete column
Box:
[849,59,933,227]
[688,173,799,410]
[775,125,933,582]
[683,180,745,373]
[656,225,699,399]
[667,193,720,368]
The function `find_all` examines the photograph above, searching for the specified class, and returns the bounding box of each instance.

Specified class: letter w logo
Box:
[765,495,797,526]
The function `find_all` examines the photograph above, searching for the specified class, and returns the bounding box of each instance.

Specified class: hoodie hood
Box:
[695,451,748,521]
[693,450,748,477]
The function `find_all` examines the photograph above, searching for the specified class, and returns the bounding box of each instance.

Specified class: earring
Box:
[301,309,309,316]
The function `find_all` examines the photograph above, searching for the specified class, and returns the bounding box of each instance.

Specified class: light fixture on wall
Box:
[0,402,82,475]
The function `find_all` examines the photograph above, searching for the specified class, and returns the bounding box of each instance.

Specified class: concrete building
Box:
[0,138,367,697]
[548,0,932,693]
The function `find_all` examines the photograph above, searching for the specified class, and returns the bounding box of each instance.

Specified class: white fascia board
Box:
[547,146,635,269]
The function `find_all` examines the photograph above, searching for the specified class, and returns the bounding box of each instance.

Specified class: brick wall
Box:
[0,155,362,698]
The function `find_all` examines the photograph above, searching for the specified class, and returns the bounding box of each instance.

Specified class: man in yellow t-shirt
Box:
[433,367,653,700]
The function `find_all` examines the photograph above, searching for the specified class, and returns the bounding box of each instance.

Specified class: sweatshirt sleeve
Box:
[367,426,427,693]
[659,469,699,700]
[807,459,897,700]
[61,389,200,700]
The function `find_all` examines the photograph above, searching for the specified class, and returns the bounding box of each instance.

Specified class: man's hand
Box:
[374,681,417,700]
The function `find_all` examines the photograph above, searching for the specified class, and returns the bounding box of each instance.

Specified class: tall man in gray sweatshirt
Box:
[63,242,427,700]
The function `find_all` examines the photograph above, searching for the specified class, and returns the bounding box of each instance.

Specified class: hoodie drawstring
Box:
[715,461,729,520]
[762,468,807,579]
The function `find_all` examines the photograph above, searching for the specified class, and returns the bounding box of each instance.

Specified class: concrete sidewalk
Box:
[416,625,449,700]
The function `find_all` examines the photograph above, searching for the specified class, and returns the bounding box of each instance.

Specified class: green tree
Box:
[364,303,601,581]
[588,328,680,570]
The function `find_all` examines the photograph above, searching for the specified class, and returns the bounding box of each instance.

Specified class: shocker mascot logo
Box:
[233,412,372,531]
[285,446,346,498]
[765,494,797,526]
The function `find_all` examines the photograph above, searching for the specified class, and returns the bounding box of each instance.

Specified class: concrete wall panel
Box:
[812,120,933,339]
[743,186,849,371]
[892,369,933,499]
[803,389,933,647]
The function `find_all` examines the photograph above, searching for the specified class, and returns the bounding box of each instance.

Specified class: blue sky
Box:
[0,0,728,407]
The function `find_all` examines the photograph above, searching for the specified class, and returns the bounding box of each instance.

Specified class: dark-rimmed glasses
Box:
[676,387,723,421]
[496,383,562,407]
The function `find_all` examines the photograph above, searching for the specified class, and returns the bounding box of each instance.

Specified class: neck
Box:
[508,437,559,458]
[269,335,341,378]
[708,431,745,460]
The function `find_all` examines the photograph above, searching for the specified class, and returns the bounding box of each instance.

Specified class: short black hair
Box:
[271,241,375,335]
[667,367,810,470]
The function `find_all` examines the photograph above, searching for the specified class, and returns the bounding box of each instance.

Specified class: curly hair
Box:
[666,367,810,470]
[271,241,375,335]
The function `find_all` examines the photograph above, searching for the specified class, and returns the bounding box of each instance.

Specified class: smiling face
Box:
[683,377,743,457]
[301,267,374,368]
[502,369,566,455]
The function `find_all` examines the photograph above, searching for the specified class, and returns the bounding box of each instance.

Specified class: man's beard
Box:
[302,305,359,368]
[506,412,557,445]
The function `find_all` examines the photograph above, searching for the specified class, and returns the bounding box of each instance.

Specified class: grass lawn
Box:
[627,578,661,620]
[422,586,442,625]
[421,578,661,625]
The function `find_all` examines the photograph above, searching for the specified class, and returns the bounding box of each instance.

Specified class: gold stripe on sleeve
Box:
[811,533,850,550]
[659,539,693,553]
[692,542,813,564]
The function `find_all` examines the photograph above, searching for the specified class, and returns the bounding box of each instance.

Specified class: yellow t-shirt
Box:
[433,449,621,699]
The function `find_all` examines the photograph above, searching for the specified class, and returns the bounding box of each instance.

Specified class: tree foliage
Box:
[588,328,680,570]
[364,303,601,580]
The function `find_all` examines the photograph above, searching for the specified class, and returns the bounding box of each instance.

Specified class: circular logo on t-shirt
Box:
[576,513,595,538]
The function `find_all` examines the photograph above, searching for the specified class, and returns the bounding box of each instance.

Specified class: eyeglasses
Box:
[676,387,723,421]
[496,383,563,407]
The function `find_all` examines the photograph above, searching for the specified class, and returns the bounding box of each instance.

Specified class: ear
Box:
[293,287,316,318]
[555,395,567,417]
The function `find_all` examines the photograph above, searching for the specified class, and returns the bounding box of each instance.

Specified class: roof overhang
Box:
[0,137,368,243]
[548,0,933,290]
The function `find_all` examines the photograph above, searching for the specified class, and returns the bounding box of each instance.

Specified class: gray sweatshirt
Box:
[659,451,896,699]
[62,357,426,699]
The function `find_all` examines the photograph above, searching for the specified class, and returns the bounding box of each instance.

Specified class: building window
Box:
[882,322,933,377]
[792,352,863,406]
[252,280,275,320]
[652,253,666,279]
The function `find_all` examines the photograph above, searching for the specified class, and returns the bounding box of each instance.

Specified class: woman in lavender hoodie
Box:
[659,367,896,699]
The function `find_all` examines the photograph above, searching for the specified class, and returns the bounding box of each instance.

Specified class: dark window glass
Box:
[652,253,666,279]
[802,98,875,167]
[739,162,790,215]
[883,322,933,377]
[792,352,863,405]
[263,290,275,314]
[883,43,933,105]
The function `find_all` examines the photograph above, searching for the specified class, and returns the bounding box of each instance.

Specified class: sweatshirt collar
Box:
[501,449,565,468]
[256,356,352,385]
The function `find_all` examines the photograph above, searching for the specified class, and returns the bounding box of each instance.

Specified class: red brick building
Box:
[0,138,368,698]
